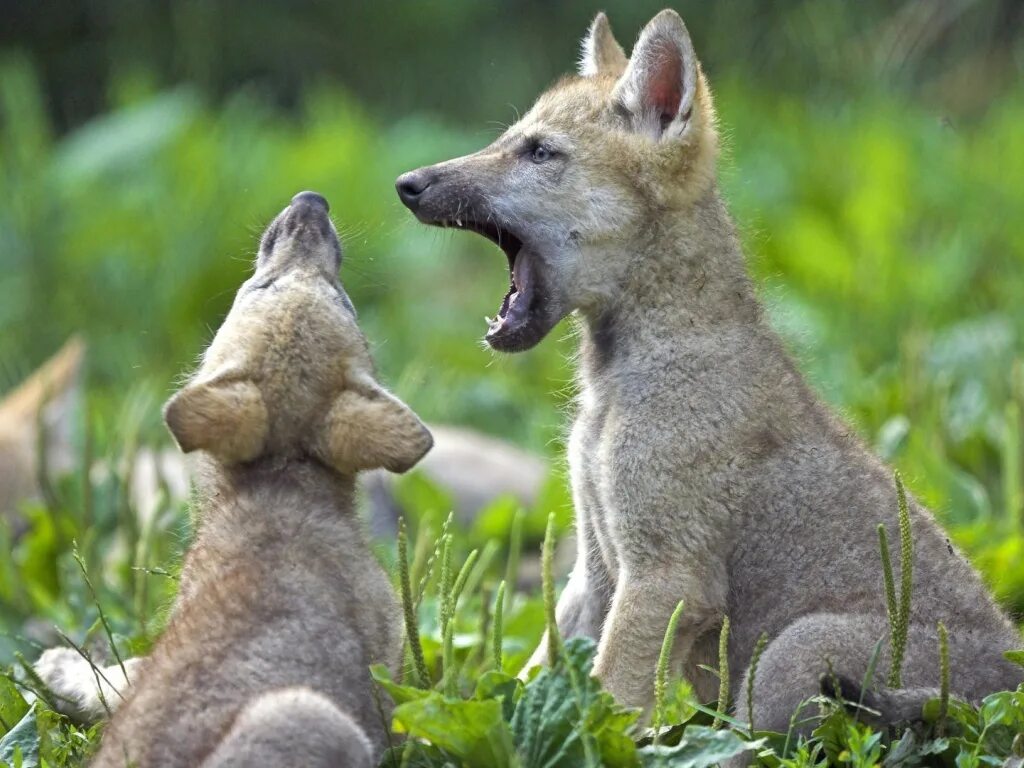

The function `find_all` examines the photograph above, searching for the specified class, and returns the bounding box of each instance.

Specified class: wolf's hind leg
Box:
[201,687,373,768]
[738,612,1021,735]
[740,613,922,735]
[33,648,143,724]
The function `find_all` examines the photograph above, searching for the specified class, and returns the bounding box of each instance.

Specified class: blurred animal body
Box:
[396,10,1023,730]
[0,336,83,521]
[37,191,432,767]
[0,335,192,541]
[364,423,547,537]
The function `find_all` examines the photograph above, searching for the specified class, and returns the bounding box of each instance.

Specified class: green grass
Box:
[1,57,1023,766]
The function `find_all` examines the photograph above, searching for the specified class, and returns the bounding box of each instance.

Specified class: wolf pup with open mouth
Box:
[38,192,432,767]
[396,10,1022,732]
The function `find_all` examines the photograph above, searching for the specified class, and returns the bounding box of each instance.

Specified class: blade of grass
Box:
[492,580,506,672]
[459,538,498,605]
[450,548,479,609]
[71,541,127,679]
[503,509,523,613]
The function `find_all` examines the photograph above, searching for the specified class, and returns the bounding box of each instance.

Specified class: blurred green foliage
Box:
[5,1,1021,129]
[2,42,1022,512]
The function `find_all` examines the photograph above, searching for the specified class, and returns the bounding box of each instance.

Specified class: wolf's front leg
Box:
[34,648,143,723]
[592,569,722,712]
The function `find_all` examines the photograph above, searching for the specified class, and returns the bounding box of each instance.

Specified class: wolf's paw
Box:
[34,647,139,724]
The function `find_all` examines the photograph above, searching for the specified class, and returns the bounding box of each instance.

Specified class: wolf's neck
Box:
[577,187,769,382]
[187,456,358,562]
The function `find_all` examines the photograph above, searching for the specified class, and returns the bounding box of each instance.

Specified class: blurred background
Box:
[0,0,1022,668]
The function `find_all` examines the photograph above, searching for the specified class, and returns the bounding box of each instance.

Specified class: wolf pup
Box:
[40,192,432,767]
[396,10,1022,731]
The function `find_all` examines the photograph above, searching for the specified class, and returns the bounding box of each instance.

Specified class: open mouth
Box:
[435,217,548,351]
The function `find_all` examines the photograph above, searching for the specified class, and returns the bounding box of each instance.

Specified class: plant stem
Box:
[892,471,913,688]
[713,616,731,729]
[878,523,899,686]
[493,580,506,672]
[398,519,429,688]
[654,599,686,743]
[542,512,561,667]
[504,509,523,613]
[72,541,127,679]
[937,621,949,737]
[746,631,768,738]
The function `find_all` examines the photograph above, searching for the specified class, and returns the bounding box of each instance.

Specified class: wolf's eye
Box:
[530,144,554,164]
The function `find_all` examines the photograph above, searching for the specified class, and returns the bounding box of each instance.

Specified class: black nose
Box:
[291,190,330,212]
[395,170,433,211]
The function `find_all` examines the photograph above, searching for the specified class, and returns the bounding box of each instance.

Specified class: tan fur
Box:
[397,9,1022,728]
[0,338,192,532]
[38,192,431,767]
[578,12,627,77]
[0,336,83,518]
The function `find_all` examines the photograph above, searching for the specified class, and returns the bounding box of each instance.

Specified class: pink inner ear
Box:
[645,44,683,119]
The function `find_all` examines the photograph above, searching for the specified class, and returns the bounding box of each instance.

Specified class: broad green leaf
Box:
[1003,650,1024,669]
[0,708,39,768]
[393,694,514,768]
[511,637,639,768]
[378,741,454,768]
[369,664,431,705]
[475,670,522,722]
[0,680,28,738]
[980,691,1013,727]
[638,726,762,768]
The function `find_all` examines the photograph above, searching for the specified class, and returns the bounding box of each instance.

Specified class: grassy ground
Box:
[1,62,1023,766]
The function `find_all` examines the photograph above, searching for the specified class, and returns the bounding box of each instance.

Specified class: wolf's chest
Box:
[568,398,629,576]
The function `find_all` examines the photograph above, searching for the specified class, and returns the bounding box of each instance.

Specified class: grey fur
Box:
[398,8,1023,731]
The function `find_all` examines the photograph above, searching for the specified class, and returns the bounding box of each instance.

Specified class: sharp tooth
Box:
[485,315,493,324]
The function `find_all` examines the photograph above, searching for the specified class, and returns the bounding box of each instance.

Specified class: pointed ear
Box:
[320,382,432,475]
[163,376,267,463]
[578,12,627,77]
[613,9,699,140]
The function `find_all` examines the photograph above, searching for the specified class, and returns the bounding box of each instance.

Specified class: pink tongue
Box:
[512,250,532,292]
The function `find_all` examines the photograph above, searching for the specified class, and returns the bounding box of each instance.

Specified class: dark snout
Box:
[395,169,435,213]
[290,190,330,216]
[280,189,333,240]
[258,190,341,272]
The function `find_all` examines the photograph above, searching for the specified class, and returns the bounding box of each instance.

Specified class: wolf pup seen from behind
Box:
[396,10,1022,731]
[40,192,432,767]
